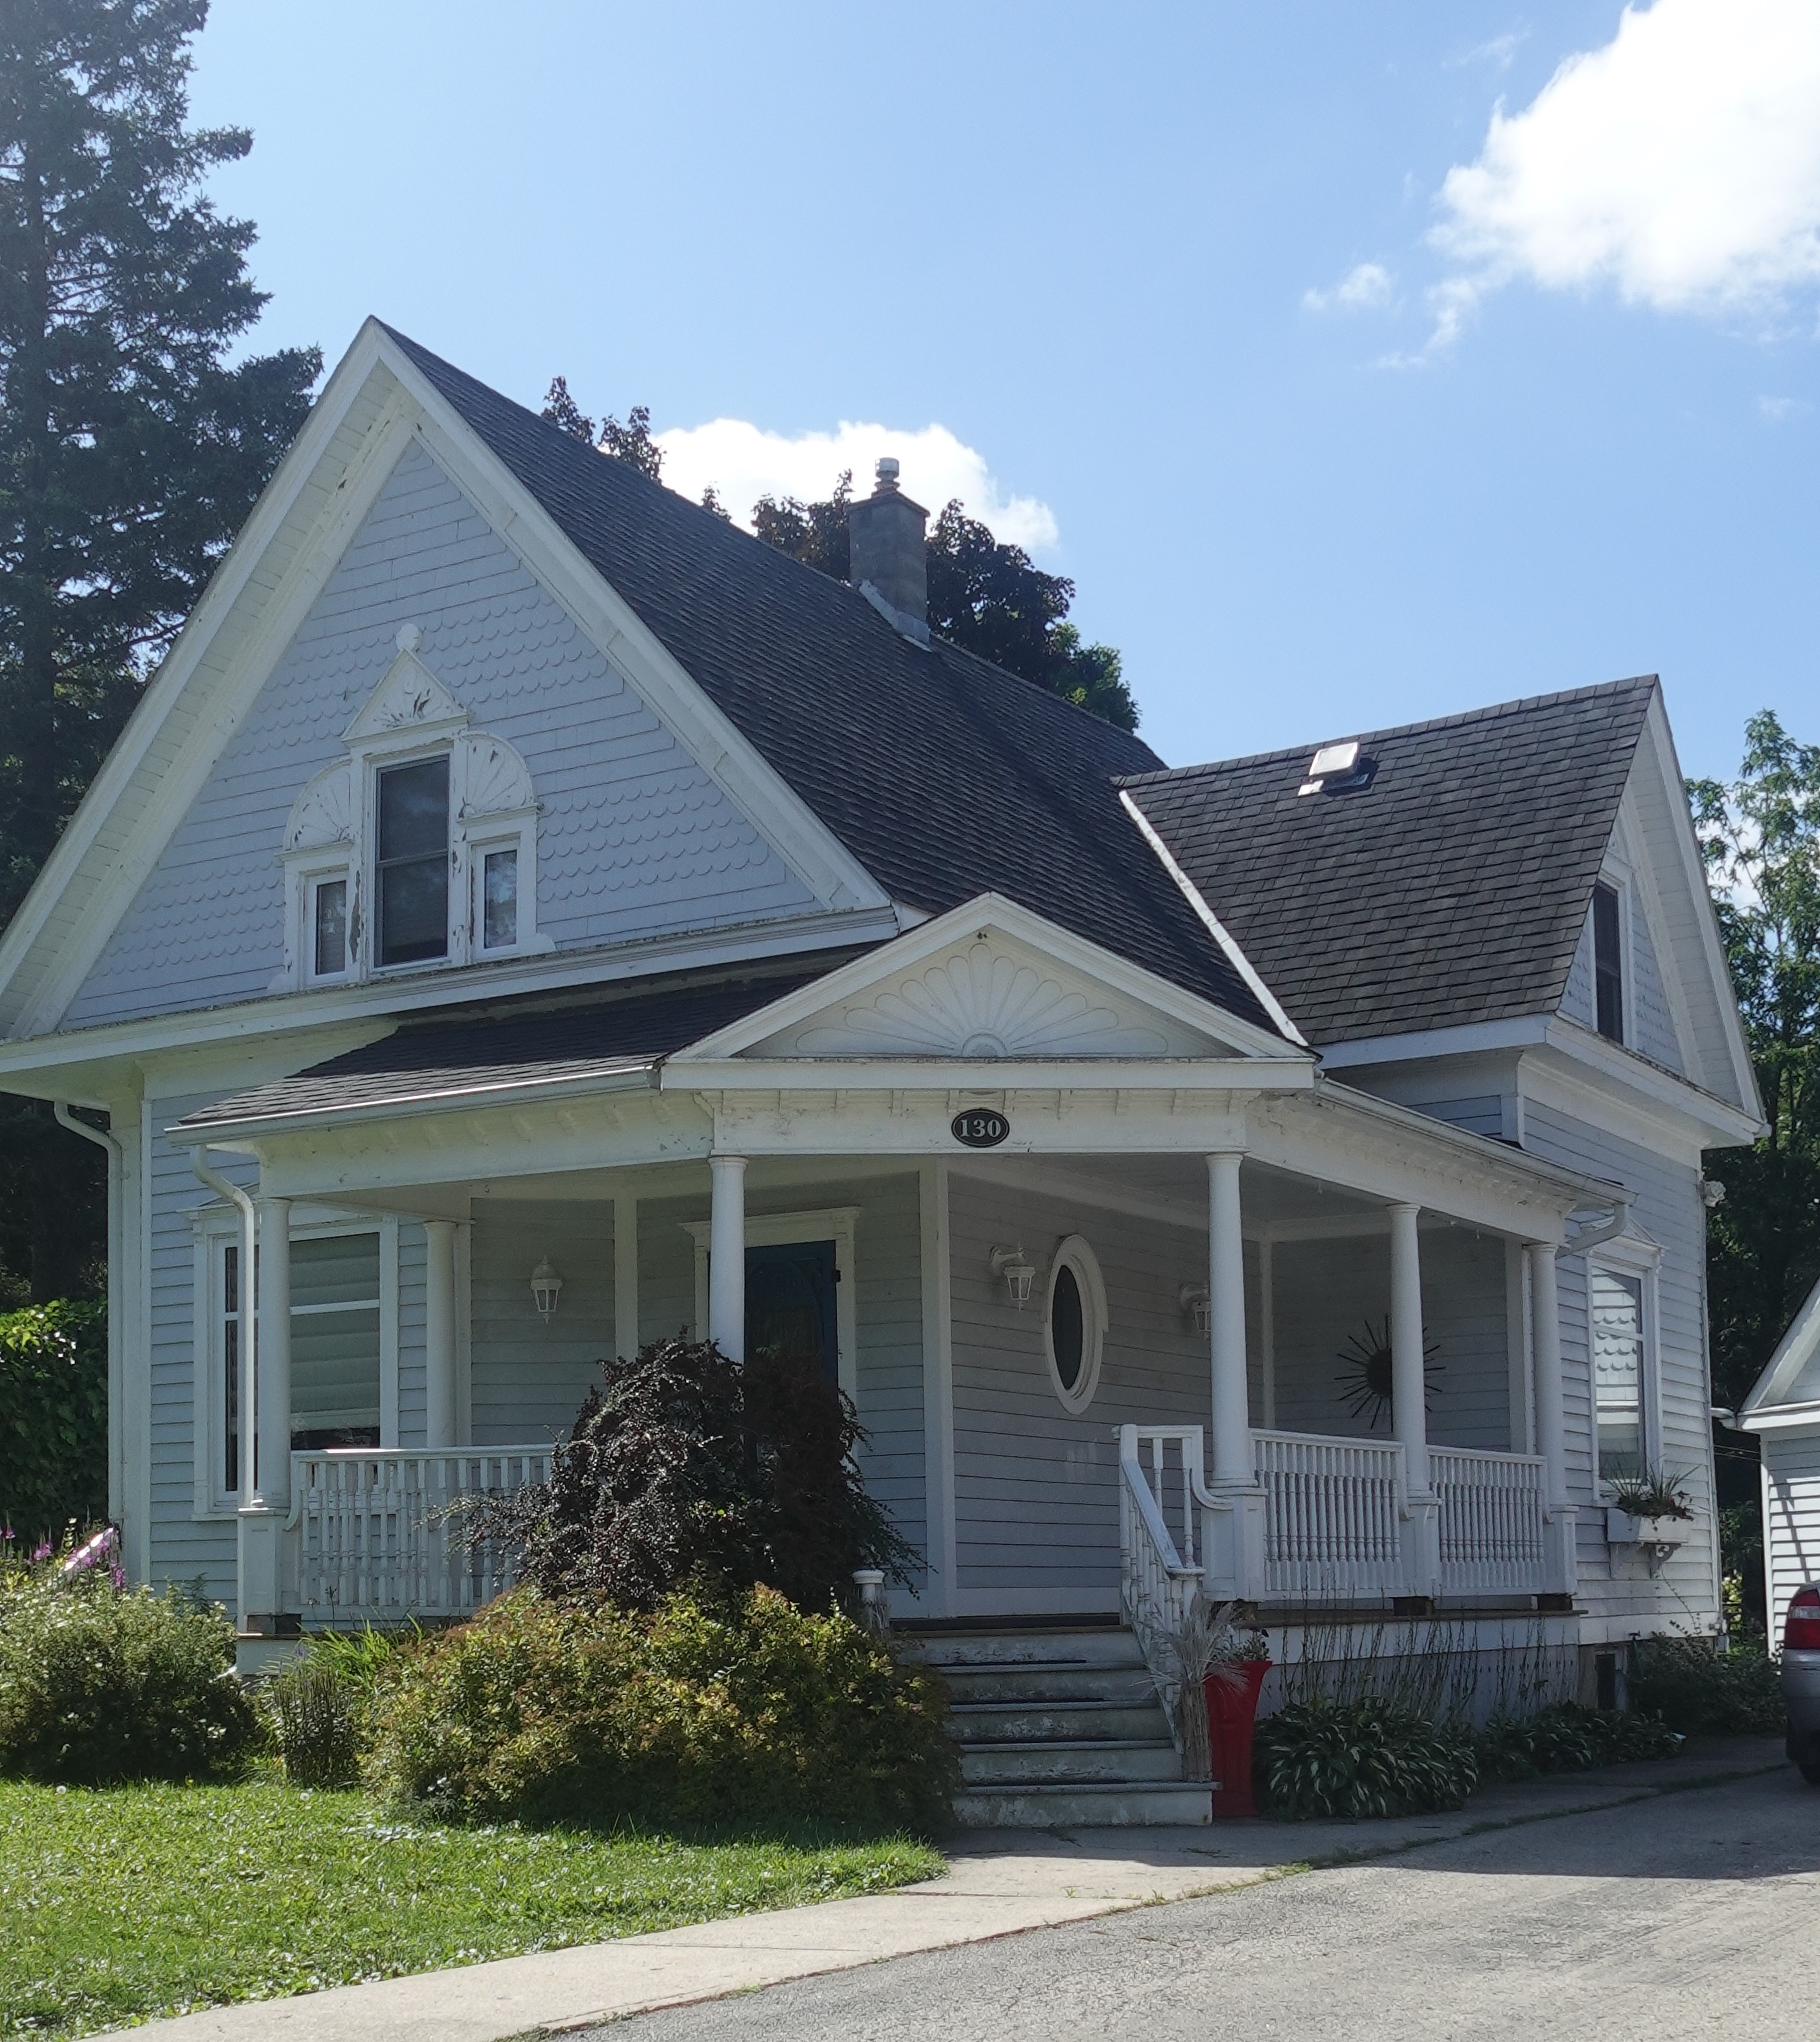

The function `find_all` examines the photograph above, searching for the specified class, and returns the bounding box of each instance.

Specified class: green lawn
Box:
[0,1780,943,2040]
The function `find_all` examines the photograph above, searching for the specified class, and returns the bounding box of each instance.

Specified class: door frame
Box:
[685,1206,860,1399]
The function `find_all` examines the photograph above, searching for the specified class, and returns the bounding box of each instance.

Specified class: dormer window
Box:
[311,877,349,979]
[1592,882,1624,1043]
[376,757,452,967]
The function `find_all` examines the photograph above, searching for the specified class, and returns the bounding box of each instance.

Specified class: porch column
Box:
[709,1155,747,1362]
[424,1221,458,1449]
[1528,1241,1578,1596]
[254,1197,292,1511]
[1207,1151,1251,1484]
[1389,1204,1430,1496]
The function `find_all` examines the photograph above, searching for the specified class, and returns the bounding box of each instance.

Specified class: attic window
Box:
[376,758,451,966]
[1297,739,1378,798]
[1592,882,1625,1043]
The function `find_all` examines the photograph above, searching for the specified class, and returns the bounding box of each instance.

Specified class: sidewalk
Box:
[133,1739,1786,2042]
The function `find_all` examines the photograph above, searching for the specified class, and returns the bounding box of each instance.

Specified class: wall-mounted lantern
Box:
[530,1257,564,1323]
[990,1245,1036,1309]
[1180,1284,1212,1337]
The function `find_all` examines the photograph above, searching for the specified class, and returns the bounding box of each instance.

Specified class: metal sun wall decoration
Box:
[1335,1316,1443,1431]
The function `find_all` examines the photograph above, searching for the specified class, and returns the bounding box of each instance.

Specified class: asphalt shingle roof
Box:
[176,970,829,1130]
[1121,678,1658,1048]
[384,327,1282,1040]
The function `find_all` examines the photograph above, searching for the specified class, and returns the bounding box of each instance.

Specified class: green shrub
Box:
[367,1585,955,1833]
[1254,1699,1479,1820]
[262,1625,422,1788]
[0,1302,106,1544]
[1629,1635,1785,1736]
[0,1558,256,1784]
[1475,1701,1680,1782]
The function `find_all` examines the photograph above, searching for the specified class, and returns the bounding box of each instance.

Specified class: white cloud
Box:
[1303,261,1396,314]
[1449,28,1529,72]
[1759,393,1812,419]
[1431,0,1820,340]
[652,418,1059,552]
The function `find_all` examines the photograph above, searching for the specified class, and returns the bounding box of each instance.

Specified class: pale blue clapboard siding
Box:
[146,1091,241,1610]
[65,440,819,1027]
[395,1224,428,1448]
[1763,1428,1820,1638]
[947,1174,1212,1612]
[1270,1229,1511,1451]
[1409,1097,1506,1140]
[1520,1100,1715,1625]
[1561,915,1596,1029]
[1627,896,1684,1073]
[468,1201,613,1447]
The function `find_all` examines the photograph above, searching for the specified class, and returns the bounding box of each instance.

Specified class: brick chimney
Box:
[848,456,929,645]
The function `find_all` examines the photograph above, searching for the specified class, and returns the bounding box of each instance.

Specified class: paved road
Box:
[604,1767,1819,2042]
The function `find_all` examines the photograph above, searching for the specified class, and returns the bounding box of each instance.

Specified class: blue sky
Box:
[189,1,1820,783]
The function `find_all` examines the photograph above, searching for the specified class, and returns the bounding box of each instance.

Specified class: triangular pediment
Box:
[343,640,468,742]
[678,896,1309,1066]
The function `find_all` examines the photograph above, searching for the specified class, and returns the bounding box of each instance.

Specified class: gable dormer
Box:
[1557,805,1684,1075]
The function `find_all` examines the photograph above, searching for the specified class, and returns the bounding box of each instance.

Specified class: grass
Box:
[0,1780,944,2041]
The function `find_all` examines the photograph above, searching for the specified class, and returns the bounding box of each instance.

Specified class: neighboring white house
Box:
[1740,1279,1820,1641]
[0,322,1762,1777]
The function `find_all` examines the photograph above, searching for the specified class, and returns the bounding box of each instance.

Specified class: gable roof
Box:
[1741,1275,1820,1426]
[1120,678,1659,1049]
[380,328,1282,1040]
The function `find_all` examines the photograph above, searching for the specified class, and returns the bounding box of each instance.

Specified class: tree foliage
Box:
[0,1300,105,1540]
[0,0,319,1300]
[476,1336,919,1614]
[544,379,1138,729]
[1689,710,1820,1413]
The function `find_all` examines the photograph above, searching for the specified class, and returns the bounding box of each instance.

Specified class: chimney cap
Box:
[874,455,901,493]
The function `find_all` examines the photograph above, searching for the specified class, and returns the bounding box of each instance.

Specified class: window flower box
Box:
[1605,1507,1688,1548]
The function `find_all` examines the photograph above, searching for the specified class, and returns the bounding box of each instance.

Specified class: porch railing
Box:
[1254,1428,1405,1598]
[289,1446,552,1620]
[1116,1424,1215,1753]
[1430,1446,1547,1595]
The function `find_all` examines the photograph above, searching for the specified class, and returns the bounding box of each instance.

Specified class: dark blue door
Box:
[744,1239,838,1385]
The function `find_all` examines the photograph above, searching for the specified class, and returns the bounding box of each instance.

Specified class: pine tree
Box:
[0,0,319,1300]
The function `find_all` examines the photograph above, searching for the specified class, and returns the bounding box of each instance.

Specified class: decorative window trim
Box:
[1044,1233,1107,1413]
[190,1207,399,1520]
[1588,1231,1661,1497]
[274,629,550,991]
[685,1207,859,1400]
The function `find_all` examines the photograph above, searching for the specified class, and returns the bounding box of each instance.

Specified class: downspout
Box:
[190,1146,259,1505]
[1566,1189,1634,1257]
[54,1106,124,1529]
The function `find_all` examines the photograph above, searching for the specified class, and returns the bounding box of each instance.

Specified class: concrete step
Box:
[903,1628,1142,1671]
[952,1780,1215,1828]
[960,1739,1185,1786]
[947,1699,1171,1745]
[937,1660,1160,1706]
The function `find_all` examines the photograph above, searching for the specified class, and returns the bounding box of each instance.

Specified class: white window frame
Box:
[685,1206,859,1401]
[1044,1233,1108,1414]
[191,1208,400,1520]
[277,650,549,991]
[1588,1233,1661,1495]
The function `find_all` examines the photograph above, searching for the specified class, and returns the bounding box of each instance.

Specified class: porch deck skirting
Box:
[287,1446,551,1620]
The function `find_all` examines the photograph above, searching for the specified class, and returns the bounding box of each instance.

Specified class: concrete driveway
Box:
[602,1766,1819,2042]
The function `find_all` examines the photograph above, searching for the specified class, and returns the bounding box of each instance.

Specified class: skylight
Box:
[1297,738,1379,798]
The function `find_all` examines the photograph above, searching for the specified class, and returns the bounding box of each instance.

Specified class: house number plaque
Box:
[951,1110,1010,1148]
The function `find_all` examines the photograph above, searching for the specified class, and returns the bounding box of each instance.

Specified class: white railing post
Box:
[1253,1429,1406,1599]
[1431,1446,1548,1594]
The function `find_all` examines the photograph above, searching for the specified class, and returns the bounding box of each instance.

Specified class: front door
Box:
[745,1238,839,1385]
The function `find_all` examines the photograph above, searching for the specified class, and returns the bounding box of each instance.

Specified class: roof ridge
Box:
[1120,674,1659,788]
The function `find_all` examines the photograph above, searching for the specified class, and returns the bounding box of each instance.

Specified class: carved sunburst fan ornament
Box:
[1335,1317,1442,1431]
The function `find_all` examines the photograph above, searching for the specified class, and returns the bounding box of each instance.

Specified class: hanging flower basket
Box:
[1204,1658,1272,1819]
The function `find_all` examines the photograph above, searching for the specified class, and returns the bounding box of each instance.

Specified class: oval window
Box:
[1044,1236,1106,1413]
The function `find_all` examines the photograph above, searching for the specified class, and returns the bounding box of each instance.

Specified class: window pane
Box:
[313,879,348,977]
[378,857,448,964]
[378,758,449,859]
[224,1314,239,1495]
[291,1307,382,1441]
[483,848,518,949]
[1052,1265,1084,1390]
[291,1232,381,1309]
[1593,884,1624,1042]
[1592,1269,1644,1480]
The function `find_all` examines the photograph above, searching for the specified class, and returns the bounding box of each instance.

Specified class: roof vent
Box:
[1297,738,1378,798]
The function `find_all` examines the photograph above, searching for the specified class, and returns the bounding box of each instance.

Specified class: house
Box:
[1739,1280,1820,1641]
[0,320,1762,1818]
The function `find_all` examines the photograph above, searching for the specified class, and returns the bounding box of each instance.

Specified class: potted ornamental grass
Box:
[1133,1592,1272,1819]
[1604,1467,1694,1550]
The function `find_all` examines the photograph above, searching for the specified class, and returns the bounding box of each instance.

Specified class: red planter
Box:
[1204,1660,1271,1819]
